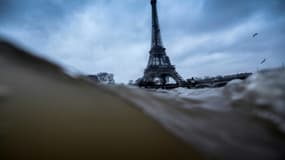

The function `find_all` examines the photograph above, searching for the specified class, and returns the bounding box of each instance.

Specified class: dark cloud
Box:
[0,0,14,19]
[0,0,93,28]
[161,0,285,35]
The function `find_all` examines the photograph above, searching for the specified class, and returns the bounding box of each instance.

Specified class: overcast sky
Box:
[0,0,284,82]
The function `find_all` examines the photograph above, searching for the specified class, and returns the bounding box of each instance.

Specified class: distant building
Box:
[87,72,115,84]
[186,73,252,88]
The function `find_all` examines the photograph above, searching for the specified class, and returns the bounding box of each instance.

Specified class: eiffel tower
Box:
[139,0,185,87]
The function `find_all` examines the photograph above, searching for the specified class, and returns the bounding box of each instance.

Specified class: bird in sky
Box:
[260,58,266,64]
[253,33,259,38]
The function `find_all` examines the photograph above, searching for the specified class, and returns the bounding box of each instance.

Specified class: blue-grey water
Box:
[114,69,285,159]
[1,40,284,159]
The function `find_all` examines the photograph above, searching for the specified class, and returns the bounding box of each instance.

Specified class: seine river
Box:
[115,68,285,159]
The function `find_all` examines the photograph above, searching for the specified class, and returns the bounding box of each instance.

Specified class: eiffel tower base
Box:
[138,66,186,88]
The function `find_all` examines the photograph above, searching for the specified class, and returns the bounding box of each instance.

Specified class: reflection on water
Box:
[116,68,285,159]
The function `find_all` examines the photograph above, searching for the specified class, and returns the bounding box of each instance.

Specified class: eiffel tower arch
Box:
[138,0,185,87]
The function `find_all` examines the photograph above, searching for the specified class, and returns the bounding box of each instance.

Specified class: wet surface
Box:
[0,41,201,160]
[114,69,285,159]
[1,40,285,159]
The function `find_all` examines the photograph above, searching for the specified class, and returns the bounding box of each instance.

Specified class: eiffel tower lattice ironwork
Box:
[139,0,185,86]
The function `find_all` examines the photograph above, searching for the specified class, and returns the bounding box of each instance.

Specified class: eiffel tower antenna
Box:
[138,0,185,87]
[151,0,163,49]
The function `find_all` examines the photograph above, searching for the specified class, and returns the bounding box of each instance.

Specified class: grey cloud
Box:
[160,0,285,35]
[0,0,284,82]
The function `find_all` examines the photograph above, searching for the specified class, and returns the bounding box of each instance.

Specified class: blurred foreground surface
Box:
[1,40,285,159]
[0,41,200,160]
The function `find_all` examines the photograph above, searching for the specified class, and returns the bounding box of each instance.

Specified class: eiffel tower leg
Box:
[161,75,166,85]
[169,71,185,86]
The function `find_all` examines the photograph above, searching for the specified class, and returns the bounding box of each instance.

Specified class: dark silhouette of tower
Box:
[139,0,185,86]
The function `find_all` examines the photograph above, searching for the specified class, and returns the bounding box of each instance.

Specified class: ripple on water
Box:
[117,68,285,159]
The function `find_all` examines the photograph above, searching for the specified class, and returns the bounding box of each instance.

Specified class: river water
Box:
[114,68,285,159]
[1,40,285,159]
